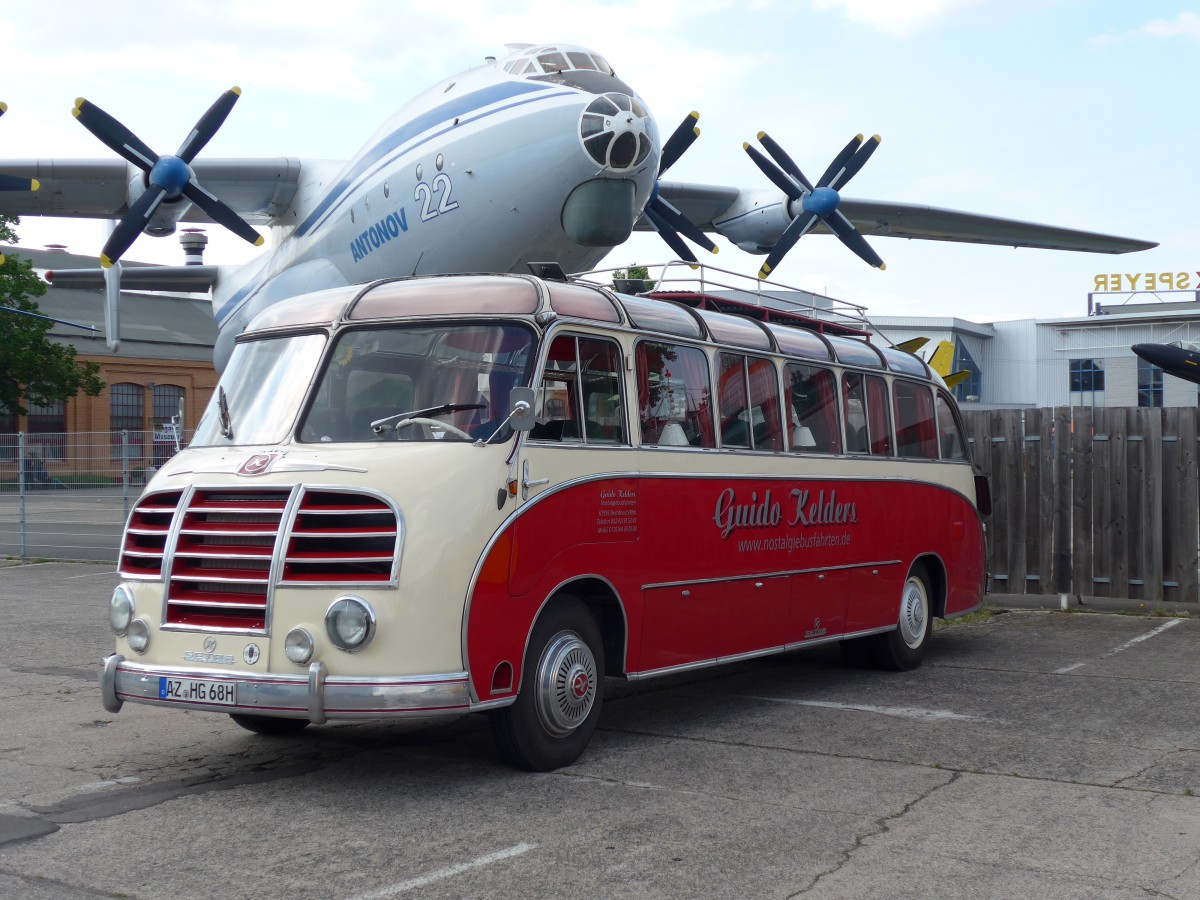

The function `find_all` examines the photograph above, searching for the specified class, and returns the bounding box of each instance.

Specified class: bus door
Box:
[507,333,635,597]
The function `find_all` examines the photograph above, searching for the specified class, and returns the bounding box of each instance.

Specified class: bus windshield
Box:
[298,323,536,443]
[193,332,328,447]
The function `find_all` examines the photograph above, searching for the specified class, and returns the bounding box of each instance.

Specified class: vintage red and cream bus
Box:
[101,266,989,771]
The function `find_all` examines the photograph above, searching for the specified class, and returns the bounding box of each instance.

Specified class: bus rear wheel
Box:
[870,564,933,671]
[489,597,605,772]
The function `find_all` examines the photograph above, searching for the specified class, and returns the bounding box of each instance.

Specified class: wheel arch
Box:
[534,575,628,678]
[913,553,947,618]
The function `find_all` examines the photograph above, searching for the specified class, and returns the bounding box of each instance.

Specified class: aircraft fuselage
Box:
[212,48,661,368]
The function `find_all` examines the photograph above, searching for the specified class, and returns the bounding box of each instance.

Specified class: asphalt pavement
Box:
[0,562,1197,899]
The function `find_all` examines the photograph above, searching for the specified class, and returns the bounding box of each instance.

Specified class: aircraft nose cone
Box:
[1132,343,1166,366]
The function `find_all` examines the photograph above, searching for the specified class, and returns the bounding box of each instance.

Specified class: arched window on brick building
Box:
[110,383,146,461]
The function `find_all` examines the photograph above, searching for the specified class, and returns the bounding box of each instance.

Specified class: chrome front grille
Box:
[120,485,400,632]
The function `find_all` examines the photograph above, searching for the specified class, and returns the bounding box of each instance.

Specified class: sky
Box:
[0,0,1196,324]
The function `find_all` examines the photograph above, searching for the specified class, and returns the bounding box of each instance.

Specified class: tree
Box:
[0,215,104,418]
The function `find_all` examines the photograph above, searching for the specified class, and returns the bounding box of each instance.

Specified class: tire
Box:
[870,564,933,671]
[489,597,605,772]
[229,714,311,736]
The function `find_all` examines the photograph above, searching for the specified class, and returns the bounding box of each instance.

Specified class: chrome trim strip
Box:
[308,660,327,724]
[837,625,895,641]
[157,483,196,619]
[268,485,307,621]
[101,653,124,713]
[625,625,899,681]
[469,696,517,712]
[642,560,902,591]
[104,660,472,718]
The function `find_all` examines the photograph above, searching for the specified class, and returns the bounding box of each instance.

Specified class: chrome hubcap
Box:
[534,631,597,736]
[898,577,928,649]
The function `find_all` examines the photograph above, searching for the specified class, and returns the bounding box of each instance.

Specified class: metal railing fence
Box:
[0,429,188,562]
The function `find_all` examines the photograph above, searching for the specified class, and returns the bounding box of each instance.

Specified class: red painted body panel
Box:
[467,473,983,702]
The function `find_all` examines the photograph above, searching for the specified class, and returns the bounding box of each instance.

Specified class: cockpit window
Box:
[538,52,569,74]
[566,51,597,71]
[505,44,631,96]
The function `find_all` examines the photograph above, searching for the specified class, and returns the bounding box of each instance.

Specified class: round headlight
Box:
[284,627,315,665]
[126,618,150,654]
[109,585,135,635]
[325,596,375,652]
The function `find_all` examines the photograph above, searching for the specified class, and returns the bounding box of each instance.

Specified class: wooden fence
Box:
[961,407,1199,604]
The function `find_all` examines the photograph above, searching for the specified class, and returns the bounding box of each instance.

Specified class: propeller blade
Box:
[644,204,700,265]
[650,197,717,254]
[757,132,814,193]
[72,98,159,171]
[176,87,241,163]
[757,210,818,280]
[826,134,880,191]
[826,210,885,269]
[658,111,700,175]
[101,186,167,266]
[0,173,39,192]
[743,142,804,201]
[817,134,863,188]
[0,103,39,190]
[182,181,264,247]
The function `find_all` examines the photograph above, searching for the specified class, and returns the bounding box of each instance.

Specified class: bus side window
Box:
[718,354,751,448]
[719,353,782,451]
[534,334,627,444]
[637,341,715,448]
[747,357,782,451]
[842,372,869,454]
[935,392,968,461]
[578,337,626,444]
[532,335,581,441]
[865,375,892,456]
[786,363,841,454]
[894,380,938,459]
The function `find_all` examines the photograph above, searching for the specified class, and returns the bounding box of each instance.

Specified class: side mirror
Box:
[507,387,536,433]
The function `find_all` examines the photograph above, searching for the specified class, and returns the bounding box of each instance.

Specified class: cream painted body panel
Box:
[123,440,519,679]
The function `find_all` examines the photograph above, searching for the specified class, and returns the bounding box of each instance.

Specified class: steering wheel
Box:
[392,417,474,441]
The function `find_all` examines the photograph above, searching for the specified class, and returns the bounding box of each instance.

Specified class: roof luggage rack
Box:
[572,260,874,339]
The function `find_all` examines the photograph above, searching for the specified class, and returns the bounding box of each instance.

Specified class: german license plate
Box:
[159,677,237,706]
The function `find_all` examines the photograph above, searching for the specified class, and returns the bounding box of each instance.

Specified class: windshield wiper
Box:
[371,402,485,434]
[218,386,234,440]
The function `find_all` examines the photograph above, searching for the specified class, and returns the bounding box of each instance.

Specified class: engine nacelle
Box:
[127,165,190,236]
[711,188,792,255]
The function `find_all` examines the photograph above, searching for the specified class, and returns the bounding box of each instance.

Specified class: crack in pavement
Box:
[790,771,960,896]
[0,758,324,849]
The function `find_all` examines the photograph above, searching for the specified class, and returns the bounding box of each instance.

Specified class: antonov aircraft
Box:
[0,43,1156,369]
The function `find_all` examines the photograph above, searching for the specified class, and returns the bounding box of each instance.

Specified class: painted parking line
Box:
[748,697,991,722]
[346,843,536,899]
[1054,618,1183,674]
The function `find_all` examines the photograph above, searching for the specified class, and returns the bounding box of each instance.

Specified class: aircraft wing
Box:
[0,158,304,224]
[648,181,1156,255]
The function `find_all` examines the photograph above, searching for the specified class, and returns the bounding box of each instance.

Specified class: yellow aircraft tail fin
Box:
[943,370,970,389]
[927,340,955,377]
[895,337,929,354]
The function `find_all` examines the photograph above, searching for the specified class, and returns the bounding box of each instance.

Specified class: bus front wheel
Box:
[489,598,605,772]
[870,565,933,671]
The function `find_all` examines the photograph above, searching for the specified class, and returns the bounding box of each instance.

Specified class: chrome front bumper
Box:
[100,654,472,722]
